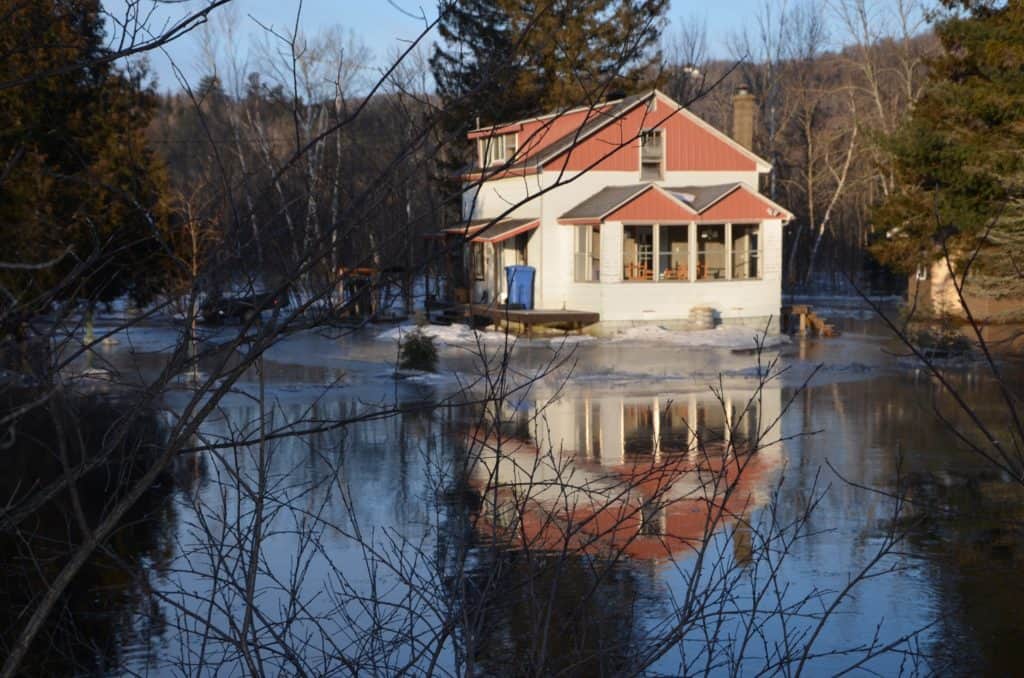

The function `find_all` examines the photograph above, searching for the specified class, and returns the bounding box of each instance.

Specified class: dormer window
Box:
[481,133,518,166]
[640,129,663,180]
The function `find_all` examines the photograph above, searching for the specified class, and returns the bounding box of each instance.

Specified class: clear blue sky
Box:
[101,0,832,93]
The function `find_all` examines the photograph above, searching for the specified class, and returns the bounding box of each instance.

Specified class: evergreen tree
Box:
[872,0,1024,297]
[0,0,171,315]
[431,0,669,141]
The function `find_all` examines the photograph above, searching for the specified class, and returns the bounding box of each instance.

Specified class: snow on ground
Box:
[376,323,787,351]
[609,325,790,350]
[375,323,522,347]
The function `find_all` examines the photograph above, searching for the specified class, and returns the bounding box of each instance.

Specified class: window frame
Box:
[481,133,518,166]
[696,224,727,281]
[656,223,689,281]
[640,128,664,181]
[729,223,762,280]
[622,224,654,281]
[471,241,485,281]
[573,224,601,282]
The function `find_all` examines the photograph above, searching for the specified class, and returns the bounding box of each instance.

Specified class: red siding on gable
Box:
[661,106,758,172]
[547,105,645,172]
[516,105,612,163]
[605,187,696,222]
[699,187,778,221]
[545,95,758,173]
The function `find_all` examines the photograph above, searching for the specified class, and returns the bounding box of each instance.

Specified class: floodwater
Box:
[6,300,1024,675]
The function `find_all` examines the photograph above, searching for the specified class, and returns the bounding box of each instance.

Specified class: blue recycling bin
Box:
[505,265,535,310]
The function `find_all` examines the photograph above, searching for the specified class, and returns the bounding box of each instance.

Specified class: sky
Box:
[101,0,846,94]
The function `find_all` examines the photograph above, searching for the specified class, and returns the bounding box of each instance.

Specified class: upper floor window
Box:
[640,129,663,180]
[481,133,518,166]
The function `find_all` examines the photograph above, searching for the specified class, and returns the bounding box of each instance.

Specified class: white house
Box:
[442,89,792,334]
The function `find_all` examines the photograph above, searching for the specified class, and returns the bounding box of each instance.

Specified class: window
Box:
[730,400,760,448]
[696,400,726,445]
[481,133,517,166]
[574,399,601,458]
[623,402,656,457]
[658,225,688,280]
[731,224,760,279]
[573,225,600,282]
[659,400,691,454]
[640,129,663,180]
[623,225,653,280]
[697,225,726,280]
[472,241,484,280]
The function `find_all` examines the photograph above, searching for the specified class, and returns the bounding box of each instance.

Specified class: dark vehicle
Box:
[199,290,289,324]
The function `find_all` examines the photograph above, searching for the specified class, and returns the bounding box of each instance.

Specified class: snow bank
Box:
[377,323,787,351]
[375,323,520,347]
[610,325,789,350]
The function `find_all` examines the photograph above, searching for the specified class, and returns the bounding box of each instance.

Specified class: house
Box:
[908,256,1024,322]
[439,88,792,334]
[466,387,783,559]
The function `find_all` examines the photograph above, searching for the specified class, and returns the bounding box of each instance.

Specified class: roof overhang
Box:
[442,218,540,244]
[558,182,792,225]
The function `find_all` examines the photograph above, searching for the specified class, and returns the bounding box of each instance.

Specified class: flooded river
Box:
[6,304,1024,675]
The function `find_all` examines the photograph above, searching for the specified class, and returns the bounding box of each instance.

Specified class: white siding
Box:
[460,162,782,324]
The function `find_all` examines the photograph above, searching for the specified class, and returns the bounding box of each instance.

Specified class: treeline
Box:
[661,1,937,290]
[150,57,448,296]
[6,0,1016,321]
[146,0,939,298]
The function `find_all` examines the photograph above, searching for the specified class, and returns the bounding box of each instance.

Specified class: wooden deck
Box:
[459,304,600,336]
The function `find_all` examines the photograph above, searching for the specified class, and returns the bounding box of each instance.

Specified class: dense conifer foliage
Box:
[430,0,669,162]
[872,0,1024,296]
[0,0,170,313]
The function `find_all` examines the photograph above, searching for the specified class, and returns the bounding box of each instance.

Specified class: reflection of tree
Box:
[0,392,178,674]
[899,474,1024,674]
[455,550,653,676]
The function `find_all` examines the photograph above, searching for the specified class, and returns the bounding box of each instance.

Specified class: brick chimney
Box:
[732,86,756,151]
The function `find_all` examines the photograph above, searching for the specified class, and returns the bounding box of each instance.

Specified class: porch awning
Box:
[442,218,540,244]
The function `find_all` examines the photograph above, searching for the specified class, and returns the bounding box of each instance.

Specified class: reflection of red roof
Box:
[466,429,774,562]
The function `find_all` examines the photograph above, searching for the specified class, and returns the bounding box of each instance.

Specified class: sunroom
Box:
[560,183,787,285]
[558,182,790,325]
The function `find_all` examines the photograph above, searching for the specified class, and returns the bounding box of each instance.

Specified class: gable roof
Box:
[465,89,772,179]
[558,184,650,222]
[558,182,792,223]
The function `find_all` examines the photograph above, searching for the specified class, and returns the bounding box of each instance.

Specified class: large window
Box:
[623,225,654,280]
[697,225,726,280]
[481,133,517,166]
[731,224,760,279]
[573,225,600,282]
[658,225,688,280]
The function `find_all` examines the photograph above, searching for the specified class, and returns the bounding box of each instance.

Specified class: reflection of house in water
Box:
[468,388,782,561]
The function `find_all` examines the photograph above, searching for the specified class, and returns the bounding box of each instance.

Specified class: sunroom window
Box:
[573,225,600,282]
[697,225,726,280]
[623,225,654,280]
[730,224,760,279]
[658,225,688,280]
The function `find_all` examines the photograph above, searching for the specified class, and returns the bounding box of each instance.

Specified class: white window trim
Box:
[481,133,518,167]
[639,128,665,180]
[622,222,691,282]
[573,224,600,282]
